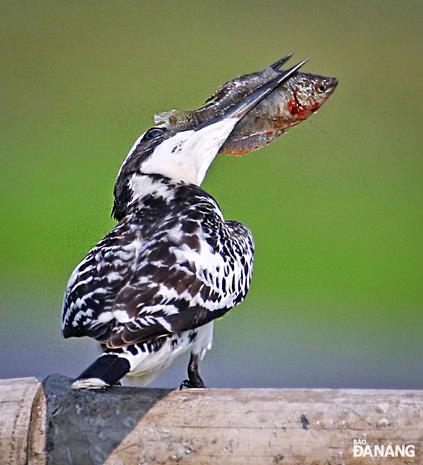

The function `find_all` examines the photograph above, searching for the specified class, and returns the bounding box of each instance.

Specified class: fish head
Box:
[285,72,338,121]
[219,68,338,155]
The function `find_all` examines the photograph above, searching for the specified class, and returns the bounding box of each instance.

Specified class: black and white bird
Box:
[62,59,306,390]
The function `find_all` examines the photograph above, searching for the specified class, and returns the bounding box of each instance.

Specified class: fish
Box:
[154,54,338,155]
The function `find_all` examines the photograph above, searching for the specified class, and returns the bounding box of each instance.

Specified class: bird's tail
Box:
[71,353,131,390]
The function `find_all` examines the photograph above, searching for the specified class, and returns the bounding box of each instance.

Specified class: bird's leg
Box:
[180,353,206,389]
[187,353,205,388]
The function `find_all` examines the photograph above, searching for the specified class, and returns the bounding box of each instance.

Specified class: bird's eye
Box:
[315,83,327,94]
[144,127,165,140]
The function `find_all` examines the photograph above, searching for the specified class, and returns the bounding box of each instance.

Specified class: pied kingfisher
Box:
[62,58,307,389]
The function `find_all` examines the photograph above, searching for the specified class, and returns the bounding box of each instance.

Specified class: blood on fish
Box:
[311,102,320,112]
[224,149,251,156]
[288,99,299,115]
[297,107,310,119]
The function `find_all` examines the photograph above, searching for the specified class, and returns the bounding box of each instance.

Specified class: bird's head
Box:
[112,58,308,220]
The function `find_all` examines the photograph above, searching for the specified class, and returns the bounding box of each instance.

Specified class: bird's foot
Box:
[179,378,206,390]
[180,352,206,389]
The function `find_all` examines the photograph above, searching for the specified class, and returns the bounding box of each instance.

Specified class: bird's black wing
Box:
[106,215,254,348]
[62,221,142,340]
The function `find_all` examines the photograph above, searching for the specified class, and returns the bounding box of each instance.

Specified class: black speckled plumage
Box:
[63,173,254,386]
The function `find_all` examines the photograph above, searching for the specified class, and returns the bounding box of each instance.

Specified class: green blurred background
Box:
[1,0,422,388]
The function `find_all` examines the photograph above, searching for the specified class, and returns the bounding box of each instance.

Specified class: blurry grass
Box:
[0,0,422,334]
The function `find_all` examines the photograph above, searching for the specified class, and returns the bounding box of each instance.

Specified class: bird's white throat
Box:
[139,118,238,186]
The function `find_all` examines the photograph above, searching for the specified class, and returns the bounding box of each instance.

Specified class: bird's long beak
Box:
[197,57,308,130]
[270,53,294,71]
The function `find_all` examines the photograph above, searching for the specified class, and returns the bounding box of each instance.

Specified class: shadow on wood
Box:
[35,375,172,465]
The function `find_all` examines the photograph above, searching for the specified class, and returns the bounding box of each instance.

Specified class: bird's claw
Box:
[179,379,206,390]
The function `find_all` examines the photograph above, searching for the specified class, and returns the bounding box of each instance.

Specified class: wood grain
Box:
[0,377,39,465]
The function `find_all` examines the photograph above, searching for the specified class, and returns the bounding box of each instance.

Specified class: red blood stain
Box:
[287,99,310,120]
[288,99,298,115]
[311,102,320,112]
[297,107,309,119]
[224,149,250,156]
[288,99,310,119]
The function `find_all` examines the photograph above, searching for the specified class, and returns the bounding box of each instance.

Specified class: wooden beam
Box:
[0,375,422,465]
[0,377,39,465]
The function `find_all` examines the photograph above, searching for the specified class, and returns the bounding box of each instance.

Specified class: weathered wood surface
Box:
[0,377,39,465]
[1,375,422,465]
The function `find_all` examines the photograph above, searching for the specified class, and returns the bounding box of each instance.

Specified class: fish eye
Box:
[144,127,166,140]
[315,83,327,94]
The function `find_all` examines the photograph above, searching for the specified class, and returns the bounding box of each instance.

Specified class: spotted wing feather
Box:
[62,179,254,347]
[107,215,254,348]
[62,223,142,339]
